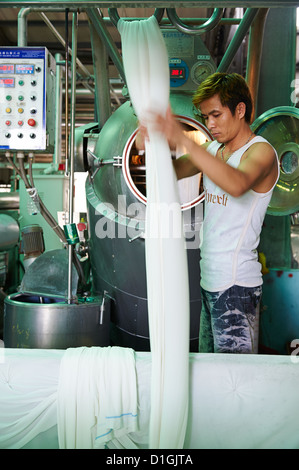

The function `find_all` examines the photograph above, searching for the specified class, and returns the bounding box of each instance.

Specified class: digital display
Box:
[0,64,14,74]
[15,64,34,74]
[170,68,185,79]
[0,77,14,88]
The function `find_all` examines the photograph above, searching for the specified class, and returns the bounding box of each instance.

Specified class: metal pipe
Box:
[245,8,269,121]
[9,1,299,7]
[18,8,93,90]
[17,7,32,45]
[166,7,224,35]
[38,11,91,78]
[89,18,112,126]
[108,7,165,27]
[67,11,78,304]
[86,8,125,83]
[217,8,259,73]
[65,9,69,174]
[17,6,76,46]
[53,53,63,168]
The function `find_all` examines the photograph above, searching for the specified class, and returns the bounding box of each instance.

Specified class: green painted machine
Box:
[0,5,299,353]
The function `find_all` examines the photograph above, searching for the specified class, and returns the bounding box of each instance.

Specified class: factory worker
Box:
[139,72,279,354]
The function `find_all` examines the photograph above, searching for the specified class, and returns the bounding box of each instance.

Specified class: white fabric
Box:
[118,17,190,449]
[200,136,280,291]
[1,348,299,450]
[0,348,60,449]
[56,346,138,449]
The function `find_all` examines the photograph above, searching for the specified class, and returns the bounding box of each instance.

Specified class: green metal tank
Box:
[86,94,212,350]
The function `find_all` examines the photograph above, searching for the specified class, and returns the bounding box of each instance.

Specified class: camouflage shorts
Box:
[199,285,262,354]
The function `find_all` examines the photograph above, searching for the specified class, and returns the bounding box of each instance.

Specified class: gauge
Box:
[191,61,216,86]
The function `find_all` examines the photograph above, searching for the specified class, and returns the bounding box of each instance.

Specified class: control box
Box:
[162,30,216,92]
[0,47,56,152]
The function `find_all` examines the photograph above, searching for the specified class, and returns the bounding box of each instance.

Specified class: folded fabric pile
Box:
[57,346,138,449]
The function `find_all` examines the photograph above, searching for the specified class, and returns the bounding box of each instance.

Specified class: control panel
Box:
[0,47,56,152]
[162,30,217,92]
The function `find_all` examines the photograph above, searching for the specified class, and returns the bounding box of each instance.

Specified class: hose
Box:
[5,153,87,288]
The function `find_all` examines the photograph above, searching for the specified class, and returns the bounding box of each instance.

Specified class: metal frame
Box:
[0,1,298,7]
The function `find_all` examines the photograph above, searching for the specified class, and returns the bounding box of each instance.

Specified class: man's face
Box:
[199,94,242,144]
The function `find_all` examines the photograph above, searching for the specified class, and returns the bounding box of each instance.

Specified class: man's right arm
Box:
[174,141,211,179]
[173,154,200,180]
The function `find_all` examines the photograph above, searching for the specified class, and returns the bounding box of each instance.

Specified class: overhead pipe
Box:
[245,8,269,121]
[38,12,91,79]
[18,8,93,87]
[104,16,241,26]
[17,6,76,46]
[8,1,299,8]
[217,8,259,73]
[108,7,165,27]
[166,7,224,35]
[88,17,112,126]
[86,8,125,83]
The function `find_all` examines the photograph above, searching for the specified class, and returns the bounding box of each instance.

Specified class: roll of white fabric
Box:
[118,16,190,449]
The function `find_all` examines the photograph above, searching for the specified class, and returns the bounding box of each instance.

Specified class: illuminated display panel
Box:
[15,64,34,74]
[0,64,14,74]
[0,77,14,87]
[170,67,185,79]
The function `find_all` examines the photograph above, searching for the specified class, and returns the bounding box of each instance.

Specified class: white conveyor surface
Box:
[1,348,299,449]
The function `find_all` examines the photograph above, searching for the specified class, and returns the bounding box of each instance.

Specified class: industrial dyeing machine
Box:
[0,2,299,451]
[1,5,299,355]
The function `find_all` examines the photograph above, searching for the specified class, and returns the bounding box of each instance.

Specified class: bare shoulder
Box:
[242,140,276,165]
[245,140,278,192]
[249,140,275,157]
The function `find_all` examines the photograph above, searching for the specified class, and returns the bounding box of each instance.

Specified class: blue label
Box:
[0,47,46,59]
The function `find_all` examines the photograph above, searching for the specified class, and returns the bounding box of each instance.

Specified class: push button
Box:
[18,120,24,126]
[5,120,11,126]
[5,107,11,113]
[27,118,36,127]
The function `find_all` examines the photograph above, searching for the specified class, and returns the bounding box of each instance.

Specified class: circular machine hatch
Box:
[122,115,212,211]
[251,106,299,216]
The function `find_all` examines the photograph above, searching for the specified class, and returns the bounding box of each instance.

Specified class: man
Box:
[141,72,279,354]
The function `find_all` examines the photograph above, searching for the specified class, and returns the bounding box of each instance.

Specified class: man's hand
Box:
[137,106,187,151]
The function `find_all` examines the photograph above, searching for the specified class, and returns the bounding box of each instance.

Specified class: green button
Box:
[18,80,24,86]
[18,95,24,101]
[6,95,12,101]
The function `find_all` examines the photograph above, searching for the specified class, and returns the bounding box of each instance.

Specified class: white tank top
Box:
[200,136,279,292]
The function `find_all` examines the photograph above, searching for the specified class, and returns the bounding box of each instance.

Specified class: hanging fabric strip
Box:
[118,16,190,449]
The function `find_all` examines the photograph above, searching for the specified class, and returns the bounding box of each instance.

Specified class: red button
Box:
[5,120,11,126]
[18,120,24,126]
[28,118,36,127]
[77,222,86,231]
